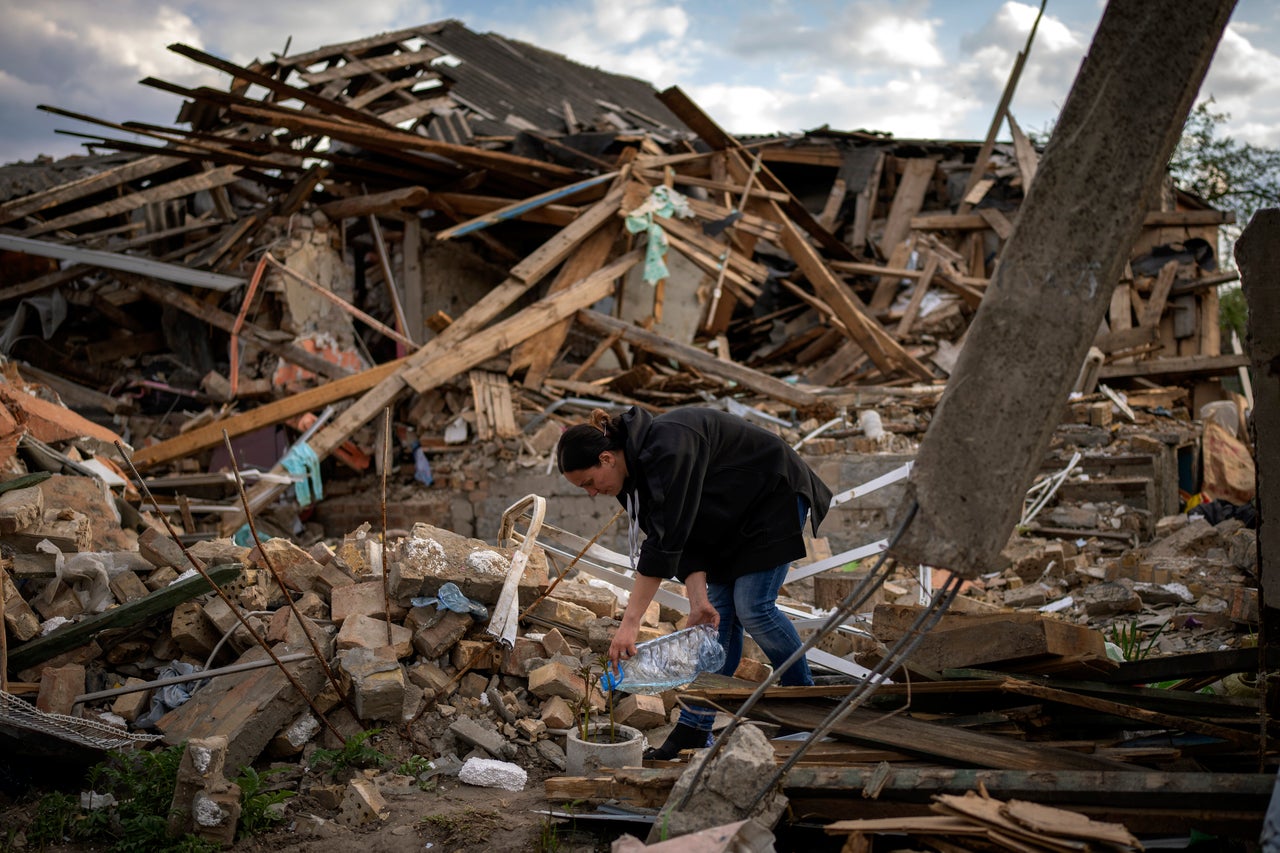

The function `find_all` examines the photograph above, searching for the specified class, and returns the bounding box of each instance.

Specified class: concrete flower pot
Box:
[565,722,645,776]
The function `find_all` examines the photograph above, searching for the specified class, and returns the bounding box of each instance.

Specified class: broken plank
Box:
[317,186,430,220]
[1097,353,1248,379]
[895,252,941,337]
[508,219,622,388]
[880,158,937,256]
[433,171,619,240]
[21,167,243,238]
[6,563,242,673]
[655,85,855,260]
[1140,260,1178,327]
[753,702,1134,771]
[997,678,1261,749]
[575,309,818,409]
[774,204,933,381]
[1008,112,1040,191]
[0,155,185,227]
[296,46,443,85]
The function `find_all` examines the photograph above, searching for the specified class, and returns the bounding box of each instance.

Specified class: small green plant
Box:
[1108,620,1166,661]
[235,766,295,839]
[309,728,390,776]
[25,792,78,851]
[22,744,215,853]
[535,816,561,853]
[395,755,440,791]
[575,656,622,743]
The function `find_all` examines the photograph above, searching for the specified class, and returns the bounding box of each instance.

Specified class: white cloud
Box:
[499,0,701,86]
[1197,24,1280,147]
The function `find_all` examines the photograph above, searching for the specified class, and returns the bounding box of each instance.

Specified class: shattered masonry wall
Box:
[311,452,914,556]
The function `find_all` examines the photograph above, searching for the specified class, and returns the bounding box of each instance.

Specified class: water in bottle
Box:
[600,623,726,695]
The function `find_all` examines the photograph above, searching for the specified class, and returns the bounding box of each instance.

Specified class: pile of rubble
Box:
[0,15,1267,851]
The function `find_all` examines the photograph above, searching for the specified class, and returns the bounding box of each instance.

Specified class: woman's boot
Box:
[643,722,710,761]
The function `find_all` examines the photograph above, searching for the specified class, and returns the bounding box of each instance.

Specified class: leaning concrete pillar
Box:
[1235,211,1278,716]
[891,0,1236,576]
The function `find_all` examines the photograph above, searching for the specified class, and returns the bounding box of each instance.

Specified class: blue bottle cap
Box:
[600,668,624,692]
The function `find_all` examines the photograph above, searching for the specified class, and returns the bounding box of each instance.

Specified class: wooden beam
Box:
[574,309,819,409]
[1097,353,1248,379]
[880,158,937,256]
[774,203,933,381]
[0,155,184,226]
[655,85,855,260]
[22,166,242,238]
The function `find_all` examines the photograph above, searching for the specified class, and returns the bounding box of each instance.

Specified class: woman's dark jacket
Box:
[617,406,832,584]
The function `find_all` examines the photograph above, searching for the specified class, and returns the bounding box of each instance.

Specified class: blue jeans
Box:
[678,498,814,732]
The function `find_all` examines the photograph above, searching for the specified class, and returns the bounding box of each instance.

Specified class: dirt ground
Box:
[0,725,627,853]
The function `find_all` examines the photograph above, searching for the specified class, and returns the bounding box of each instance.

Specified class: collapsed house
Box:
[0,16,1269,851]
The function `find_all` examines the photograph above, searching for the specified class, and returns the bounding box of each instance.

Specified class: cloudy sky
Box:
[2,0,1278,166]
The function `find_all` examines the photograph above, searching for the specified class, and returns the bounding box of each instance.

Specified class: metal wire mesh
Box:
[0,690,162,750]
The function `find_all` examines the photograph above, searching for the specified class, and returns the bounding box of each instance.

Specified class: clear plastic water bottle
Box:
[600,623,726,695]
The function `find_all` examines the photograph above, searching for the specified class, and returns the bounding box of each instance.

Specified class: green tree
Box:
[1168,99,1280,229]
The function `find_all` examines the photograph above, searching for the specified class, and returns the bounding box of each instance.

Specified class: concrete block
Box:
[19,641,101,683]
[7,508,91,554]
[540,627,573,657]
[170,600,219,657]
[458,672,488,699]
[525,597,596,633]
[394,521,548,606]
[36,663,85,716]
[0,485,43,533]
[267,608,333,656]
[549,582,618,619]
[156,649,326,773]
[268,712,321,757]
[338,649,406,723]
[111,678,151,722]
[336,614,412,658]
[331,581,404,624]
[108,570,150,604]
[540,695,575,730]
[498,636,544,678]
[458,757,526,792]
[255,537,354,596]
[527,661,587,703]
[449,716,516,760]
[145,565,179,590]
[201,596,242,637]
[406,660,455,696]
[337,778,389,826]
[31,579,83,621]
[411,609,472,658]
[614,693,667,729]
[451,639,498,673]
[732,657,771,684]
[515,718,547,741]
[167,736,241,847]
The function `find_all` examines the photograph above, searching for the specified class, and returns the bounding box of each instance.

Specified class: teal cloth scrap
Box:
[623,185,694,284]
[280,441,323,506]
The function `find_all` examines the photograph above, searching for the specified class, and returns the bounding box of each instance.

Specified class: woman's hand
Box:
[684,572,719,630]
[608,622,639,670]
